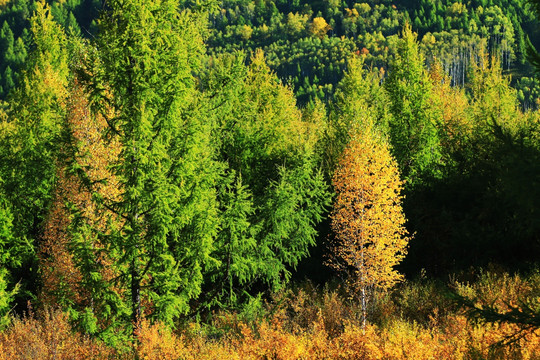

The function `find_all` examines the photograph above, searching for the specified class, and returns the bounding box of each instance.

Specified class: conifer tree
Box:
[200,51,329,307]
[77,0,221,331]
[385,24,442,185]
[328,56,389,173]
[0,0,68,308]
[39,79,121,330]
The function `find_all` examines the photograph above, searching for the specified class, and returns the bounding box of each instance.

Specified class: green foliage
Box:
[327,55,389,173]
[0,0,68,308]
[73,0,218,331]
[200,51,329,309]
[0,0,540,345]
[0,198,20,328]
[385,25,442,184]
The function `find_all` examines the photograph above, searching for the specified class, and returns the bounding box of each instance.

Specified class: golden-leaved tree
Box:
[329,125,409,328]
[39,79,122,328]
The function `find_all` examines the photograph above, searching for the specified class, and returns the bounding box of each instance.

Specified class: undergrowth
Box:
[1,271,539,360]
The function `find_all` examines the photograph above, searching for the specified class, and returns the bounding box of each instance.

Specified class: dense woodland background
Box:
[0,0,540,358]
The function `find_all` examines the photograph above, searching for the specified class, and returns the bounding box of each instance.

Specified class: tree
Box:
[327,55,390,173]
[448,0,540,335]
[309,17,331,39]
[0,0,69,310]
[199,50,329,308]
[384,24,442,185]
[76,0,221,333]
[329,124,409,329]
[0,195,20,328]
[427,59,471,166]
[39,79,121,331]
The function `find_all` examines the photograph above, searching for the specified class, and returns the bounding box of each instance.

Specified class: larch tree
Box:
[0,0,69,309]
[384,24,442,185]
[75,0,221,333]
[39,77,122,334]
[329,124,409,329]
[427,59,471,164]
[199,50,329,308]
[328,55,390,174]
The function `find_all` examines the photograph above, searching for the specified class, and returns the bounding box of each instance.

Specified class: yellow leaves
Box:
[135,319,189,360]
[345,8,360,18]
[330,128,409,299]
[285,12,309,36]
[2,280,540,360]
[309,17,331,39]
[238,25,253,41]
[428,60,471,155]
[244,50,316,157]
[0,309,116,359]
[40,82,121,310]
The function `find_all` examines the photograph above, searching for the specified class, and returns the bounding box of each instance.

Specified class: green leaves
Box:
[0,0,69,312]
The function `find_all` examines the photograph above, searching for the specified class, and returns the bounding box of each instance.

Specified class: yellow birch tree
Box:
[329,126,409,328]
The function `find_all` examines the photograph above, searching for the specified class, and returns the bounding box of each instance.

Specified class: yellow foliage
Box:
[0,309,116,359]
[2,274,540,359]
[428,59,472,157]
[238,24,253,40]
[40,82,122,313]
[309,17,331,39]
[245,49,317,156]
[136,319,189,360]
[286,12,309,36]
[329,127,409,325]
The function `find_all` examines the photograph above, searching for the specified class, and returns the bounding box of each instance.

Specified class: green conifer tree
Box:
[76,0,221,332]
[0,0,68,307]
[384,24,442,185]
[200,51,329,307]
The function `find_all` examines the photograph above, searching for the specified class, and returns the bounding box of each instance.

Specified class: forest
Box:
[0,0,540,358]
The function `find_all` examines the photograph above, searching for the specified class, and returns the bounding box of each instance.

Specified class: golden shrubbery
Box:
[1,272,539,360]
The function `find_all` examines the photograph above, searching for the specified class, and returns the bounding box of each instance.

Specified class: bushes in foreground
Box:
[1,271,539,359]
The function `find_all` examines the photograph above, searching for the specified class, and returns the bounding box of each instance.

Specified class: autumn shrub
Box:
[135,319,190,360]
[460,270,540,310]
[1,272,539,360]
[234,316,310,360]
[273,282,355,337]
[332,323,383,360]
[0,308,116,360]
[386,278,456,327]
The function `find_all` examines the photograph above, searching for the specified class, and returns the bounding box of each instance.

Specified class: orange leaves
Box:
[135,319,190,360]
[1,278,540,359]
[0,309,116,359]
[39,81,121,310]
